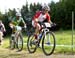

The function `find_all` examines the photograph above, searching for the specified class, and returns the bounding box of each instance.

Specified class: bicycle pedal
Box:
[30,40,38,46]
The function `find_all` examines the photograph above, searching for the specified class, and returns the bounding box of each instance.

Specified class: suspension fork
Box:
[43,28,50,43]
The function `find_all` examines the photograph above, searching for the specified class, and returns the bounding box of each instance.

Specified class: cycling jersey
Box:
[11,17,25,26]
[33,11,51,22]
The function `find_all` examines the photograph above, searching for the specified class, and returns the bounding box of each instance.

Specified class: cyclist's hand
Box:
[35,18,38,22]
[51,23,56,27]
[9,23,15,28]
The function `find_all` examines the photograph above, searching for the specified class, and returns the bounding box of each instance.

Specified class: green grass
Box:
[54,30,75,54]
[0,30,75,54]
[55,30,75,45]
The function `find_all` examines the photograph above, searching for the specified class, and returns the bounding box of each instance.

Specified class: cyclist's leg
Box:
[11,27,16,37]
[35,23,40,38]
[32,20,41,39]
[11,27,17,43]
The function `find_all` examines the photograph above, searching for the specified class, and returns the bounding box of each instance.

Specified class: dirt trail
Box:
[0,48,75,58]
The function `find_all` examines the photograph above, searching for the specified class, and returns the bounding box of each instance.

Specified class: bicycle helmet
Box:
[42,5,50,11]
[16,12,21,16]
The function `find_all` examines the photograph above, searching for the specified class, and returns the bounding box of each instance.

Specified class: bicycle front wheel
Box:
[42,31,56,55]
[16,33,23,51]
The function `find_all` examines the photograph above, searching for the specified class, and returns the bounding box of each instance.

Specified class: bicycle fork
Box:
[43,28,50,45]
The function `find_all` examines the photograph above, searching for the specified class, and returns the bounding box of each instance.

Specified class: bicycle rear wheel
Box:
[42,31,56,55]
[16,33,23,51]
[27,34,37,53]
[10,36,15,50]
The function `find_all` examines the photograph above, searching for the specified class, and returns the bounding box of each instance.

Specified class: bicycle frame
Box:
[36,24,51,47]
[38,22,50,39]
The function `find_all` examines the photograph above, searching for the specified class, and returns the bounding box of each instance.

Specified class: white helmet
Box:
[16,13,21,16]
[42,5,50,11]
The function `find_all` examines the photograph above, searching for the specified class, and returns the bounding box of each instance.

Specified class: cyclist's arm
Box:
[46,13,51,23]
[20,17,26,26]
[46,14,53,25]
[33,11,41,22]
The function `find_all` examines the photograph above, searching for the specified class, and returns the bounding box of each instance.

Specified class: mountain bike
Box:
[27,22,56,55]
[10,26,23,51]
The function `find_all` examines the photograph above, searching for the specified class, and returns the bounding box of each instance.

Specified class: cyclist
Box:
[0,20,6,45]
[32,5,52,42]
[9,12,26,36]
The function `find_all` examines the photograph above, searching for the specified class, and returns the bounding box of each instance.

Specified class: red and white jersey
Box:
[33,11,50,22]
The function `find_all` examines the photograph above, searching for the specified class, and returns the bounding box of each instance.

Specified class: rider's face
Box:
[16,16,19,19]
[42,10,48,14]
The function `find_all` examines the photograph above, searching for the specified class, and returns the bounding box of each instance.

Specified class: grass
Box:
[54,30,75,54]
[0,30,75,55]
